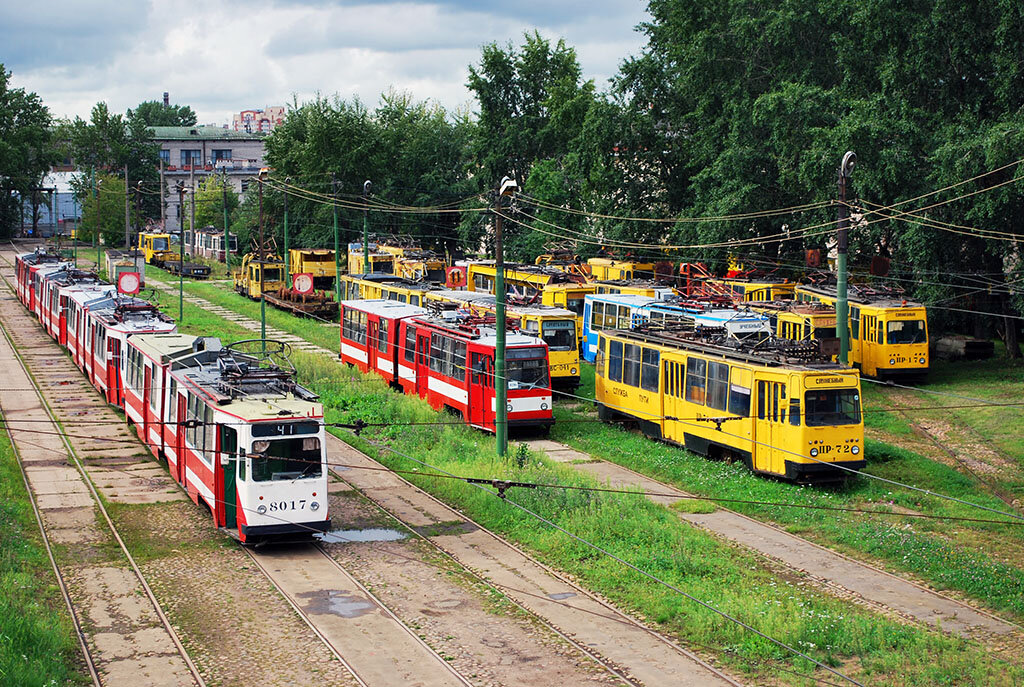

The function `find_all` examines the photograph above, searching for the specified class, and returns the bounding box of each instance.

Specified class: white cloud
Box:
[5,0,650,124]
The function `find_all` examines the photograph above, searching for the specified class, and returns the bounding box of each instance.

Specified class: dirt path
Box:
[525,438,1022,646]
[326,436,741,687]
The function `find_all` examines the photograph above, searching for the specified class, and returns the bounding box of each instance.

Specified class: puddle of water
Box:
[317,528,408,543]
[548,592,577,601]
[299,590,377,618]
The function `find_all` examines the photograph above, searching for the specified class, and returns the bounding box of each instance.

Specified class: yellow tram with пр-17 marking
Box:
[594,326,865,481]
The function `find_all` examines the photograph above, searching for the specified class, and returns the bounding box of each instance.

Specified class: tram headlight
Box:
[257,504,267,515]
[310,501,320,511]
[571,368,577,375]
[851,445,860,455]
[507,403,513,412]
[810,448,819,457]
[540,402,548,410]
[889,359,896,366]
[919,357,926,364]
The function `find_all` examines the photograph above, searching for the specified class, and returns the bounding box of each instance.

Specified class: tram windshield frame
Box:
[804,389,861,427]
[152,237,169,251]
[541,320,576,351]
[250,436,323,481]
[505,346,550,389]
[886,319,927,344]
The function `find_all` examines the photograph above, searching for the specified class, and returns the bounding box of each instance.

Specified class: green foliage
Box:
[0,64,56,238]
[77,172,136,248]
[127,99,197,127]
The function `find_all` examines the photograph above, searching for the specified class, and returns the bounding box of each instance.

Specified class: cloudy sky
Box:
[2,0,651,125]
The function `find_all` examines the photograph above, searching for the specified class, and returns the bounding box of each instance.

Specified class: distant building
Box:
[232,106,285,134]
[151,125,267,233]
[17,171,81,238]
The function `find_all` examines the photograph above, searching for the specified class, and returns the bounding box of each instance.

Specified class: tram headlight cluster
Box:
[310,501,320,511]
[809,448,819,457]
[257,504,267,515]
[851,445,860,455]
[570,367,578,375]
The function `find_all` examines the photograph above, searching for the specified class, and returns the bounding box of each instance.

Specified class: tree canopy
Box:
[128,99,197,127]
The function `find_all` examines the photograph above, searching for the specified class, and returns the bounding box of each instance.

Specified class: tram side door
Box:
[469,352,487,426]
[752,378,782,474]
[367,318,380,372]
[142,363,152,440]
[107,339,121,405]
[415,331,431,398]
[174,394,187,484]
[219,425,238,529]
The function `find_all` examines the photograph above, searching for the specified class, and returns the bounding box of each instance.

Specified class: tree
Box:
[127,100,197,127]
[76,172,136,248]
[193,173,239,231]
[0,64,56,238]
[465,32,596,259]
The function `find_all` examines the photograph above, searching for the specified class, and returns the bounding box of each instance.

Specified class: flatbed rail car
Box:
[125,335,330,543]
[423,289,581,391]
[339,300,554,434]
[237,252,338,318]
[15,252,329,544]
[594,326,865,481]
[794,283,929,379]
[348,241,396,275]
[582,293,772,362]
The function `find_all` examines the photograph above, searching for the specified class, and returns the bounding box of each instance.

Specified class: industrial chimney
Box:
[163,92,169,107]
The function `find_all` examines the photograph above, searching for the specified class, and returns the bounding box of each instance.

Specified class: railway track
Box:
[0,263,205,687]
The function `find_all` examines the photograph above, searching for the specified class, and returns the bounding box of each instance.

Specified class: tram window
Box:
[757,381,766,420]
[452,341,467,382]
[850,307,860,339]
[641,348,660,391]
[429,333,445,374]
[772,383,780,422]
[805,389,861,426]
[203,407,215,464]
[814,326,837,340]
[167,379,177,422]
[542,320,576,351]
[148,364,159,411]
[506,347,549,389]
[404,326,416,362]
[251,437,322,481]
[622,344,641,386]
[378,319,389,353]
[685,358,707,405]
[592,301,604,329]
[728,380,751,417]
[595,336,605,373]
[411,295,420,306]
[706,362,728,411]
[471,352,483,383]
[887,319,926,344]
[617,306,631,330]
[789,397,801,426]
[220,425,238,460]
[603,304,616,328]
[609,340,623,383]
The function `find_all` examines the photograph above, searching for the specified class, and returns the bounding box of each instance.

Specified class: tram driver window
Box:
[251,436,322,482]
[608,340,623,383]
[685,358,707,405]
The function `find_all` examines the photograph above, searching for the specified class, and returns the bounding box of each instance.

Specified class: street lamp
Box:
[362,180,372,274]
[257,167,269,352]
[494,175,518,457]
[837,151,856,365]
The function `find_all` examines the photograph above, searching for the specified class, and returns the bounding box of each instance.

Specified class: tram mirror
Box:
[252,440,270,454]
[302,437,320,452]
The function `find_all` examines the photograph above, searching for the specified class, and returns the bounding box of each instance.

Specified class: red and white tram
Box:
[14,250,330,544]
[124,334,330,542]
[340,299,554,434]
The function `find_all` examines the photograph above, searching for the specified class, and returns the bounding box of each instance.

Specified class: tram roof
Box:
[340,298,428,319]
[795,283,924,308]
[429,289,576,318]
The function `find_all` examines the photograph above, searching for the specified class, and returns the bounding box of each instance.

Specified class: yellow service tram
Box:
[794,284,929,379]
[594,327,865,480]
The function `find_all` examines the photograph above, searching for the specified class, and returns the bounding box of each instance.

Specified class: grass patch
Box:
[0,420,87,687]
[159,278,1024,684]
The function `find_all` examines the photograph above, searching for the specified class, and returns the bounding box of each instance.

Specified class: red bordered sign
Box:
[118,271,141,295]
[446,266,467,288]
[292,273,315,295]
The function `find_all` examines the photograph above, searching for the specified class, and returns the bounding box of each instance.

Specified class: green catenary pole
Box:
[92,169,99,271]
[493,176,518,457]
[283,176,290,288]
[332,173,340,304]
[837,151,856,365]
[221,168,230,267]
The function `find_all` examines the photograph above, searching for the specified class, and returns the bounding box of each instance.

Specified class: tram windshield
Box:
[813,326,837,340]
[506,347,549,389]
[886,319,927,344]
[251,437,323,481]
[152,237,169,251]
[565,297,585,317]
[542,320,576,351]
[262,268,282,282]
[804,389,861,426]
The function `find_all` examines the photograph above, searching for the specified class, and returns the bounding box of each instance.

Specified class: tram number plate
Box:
[267,500,307,512]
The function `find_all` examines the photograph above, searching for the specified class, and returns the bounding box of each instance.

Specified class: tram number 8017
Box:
[264,500,307,512]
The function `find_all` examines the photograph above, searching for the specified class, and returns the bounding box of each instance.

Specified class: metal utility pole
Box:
[258,169,268,352]
[283,176,290,287]
[221,168,230,265]
[362,180,372,273]
[837,151,857,365]
[189,165,196,242]
[49,188,56,247]
[176,181,186,321]
[135,181,144,263]
[493,176,518,458]
[123,165,130,249]
[72,193,78,267]
[332,173,340,304]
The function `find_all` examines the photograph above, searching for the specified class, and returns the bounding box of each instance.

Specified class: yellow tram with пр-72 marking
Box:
[594,326,865,481]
